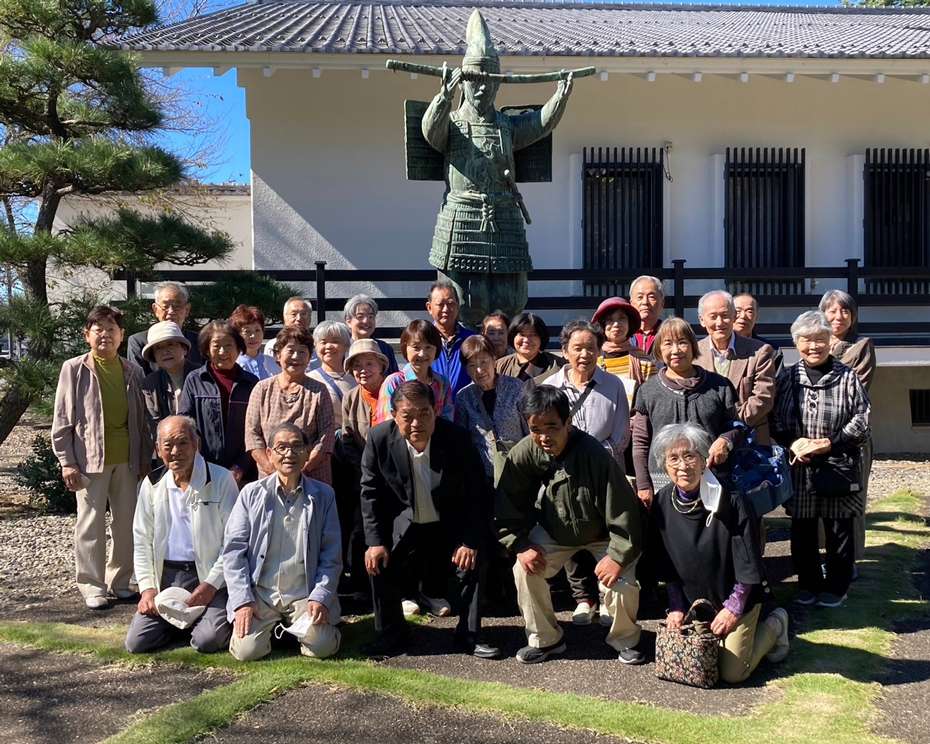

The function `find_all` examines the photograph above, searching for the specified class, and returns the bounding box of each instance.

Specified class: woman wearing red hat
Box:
[592,297,657,408]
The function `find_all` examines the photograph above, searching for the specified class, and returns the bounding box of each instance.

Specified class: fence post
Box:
[315,261,327,322]
[672,259,686,317]
[126,273,137,300]
[845,258,860,305]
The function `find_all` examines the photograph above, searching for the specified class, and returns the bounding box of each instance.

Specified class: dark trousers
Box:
[124,564,231,654]
[791,516,854,597]
[370,522,482,634]
[566,550,599,604]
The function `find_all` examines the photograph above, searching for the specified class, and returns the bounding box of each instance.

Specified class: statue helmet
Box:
[462,10,500,73]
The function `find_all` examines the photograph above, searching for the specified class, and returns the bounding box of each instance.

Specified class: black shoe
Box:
[516,640,567,664]
[360,625,411,658]
[453,628,501,659]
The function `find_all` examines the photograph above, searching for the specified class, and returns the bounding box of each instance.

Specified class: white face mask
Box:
[275,612,313,640]
[699,470,724,527]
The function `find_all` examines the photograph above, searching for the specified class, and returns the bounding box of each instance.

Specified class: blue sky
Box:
[164,0,846,185]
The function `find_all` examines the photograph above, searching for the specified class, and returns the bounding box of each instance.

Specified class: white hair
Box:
[344,294,379,320]
[631,275,665,301]
[790,311,832,345]
[283,297,313,315]
[154,282,190,304]
[650,423,712,471]
[313,320,351,345]
[156,415,198,444]
[698,290,736,319]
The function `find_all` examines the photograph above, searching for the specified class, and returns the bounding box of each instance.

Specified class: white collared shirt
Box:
[165,470,196,562]
[406,439,440,524]
[710,332,737,366]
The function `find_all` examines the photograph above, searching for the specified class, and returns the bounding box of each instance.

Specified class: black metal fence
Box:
[128,258,930,346]
[864,148,930,295]
[582,146,664,297]
[725,147,806,297]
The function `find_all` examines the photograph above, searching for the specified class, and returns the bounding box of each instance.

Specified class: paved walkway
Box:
[212,683,638,744]
[0,644,231,744]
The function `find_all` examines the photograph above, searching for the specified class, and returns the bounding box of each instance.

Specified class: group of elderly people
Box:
[50,275,871,684]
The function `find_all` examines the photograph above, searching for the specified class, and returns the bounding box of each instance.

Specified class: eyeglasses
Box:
[272,443,307,455]
[352,313,375,322]
[665,452,701,467]
[88,326,119,336]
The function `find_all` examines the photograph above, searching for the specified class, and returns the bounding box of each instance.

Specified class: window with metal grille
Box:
[724,147,805,296]
[910,390,930,426]
[582,147,664,297]
[864,148,930,294]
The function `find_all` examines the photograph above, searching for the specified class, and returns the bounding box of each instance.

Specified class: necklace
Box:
[280,384,302,404]
[671,491,702,516]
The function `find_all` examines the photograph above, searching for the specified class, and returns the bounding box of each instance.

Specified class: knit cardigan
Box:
[631,368,739,491]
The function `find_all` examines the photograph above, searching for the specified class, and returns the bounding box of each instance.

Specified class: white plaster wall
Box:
[243,67,930,326]
[870,365,930,454]
[51,191,253,303]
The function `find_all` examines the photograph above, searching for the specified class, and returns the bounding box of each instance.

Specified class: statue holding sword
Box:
[386,10,593,326]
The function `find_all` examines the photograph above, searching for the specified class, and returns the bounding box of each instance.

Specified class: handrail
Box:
[122,258,930,346]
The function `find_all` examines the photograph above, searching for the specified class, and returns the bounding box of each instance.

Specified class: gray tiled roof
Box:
[115,0,930,59]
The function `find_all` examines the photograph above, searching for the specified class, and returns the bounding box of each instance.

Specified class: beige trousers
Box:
[229,594,341,662]
[513,524,641,651]
[75,463,137,599]
[713,604,777,684]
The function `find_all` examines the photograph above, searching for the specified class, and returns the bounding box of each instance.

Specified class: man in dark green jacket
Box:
[496,386,644,664]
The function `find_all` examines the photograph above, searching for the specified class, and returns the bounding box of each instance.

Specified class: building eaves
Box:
[111,0,930,60]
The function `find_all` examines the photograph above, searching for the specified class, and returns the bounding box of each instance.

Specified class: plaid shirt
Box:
[376,364,455,424]
[772,359,870,519]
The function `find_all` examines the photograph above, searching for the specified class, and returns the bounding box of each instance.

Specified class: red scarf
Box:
[210,364,238,423]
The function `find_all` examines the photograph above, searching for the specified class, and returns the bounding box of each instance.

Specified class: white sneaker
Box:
[401,599,421,617]
[112,588,139,600]
[599,604,612,627]
[420,594,451,617]
[572,600,596,625]
[85,596,108,610]
[764,607,790,663]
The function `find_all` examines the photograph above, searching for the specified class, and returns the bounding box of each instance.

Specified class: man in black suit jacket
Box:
[359,380,499,659]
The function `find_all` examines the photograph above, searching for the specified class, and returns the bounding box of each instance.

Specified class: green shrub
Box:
[15,434,76,514]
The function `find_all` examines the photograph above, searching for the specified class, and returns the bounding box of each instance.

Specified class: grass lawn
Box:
[0,489,926,744]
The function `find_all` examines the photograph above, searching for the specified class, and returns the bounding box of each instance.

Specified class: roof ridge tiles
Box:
[252,0,930,14]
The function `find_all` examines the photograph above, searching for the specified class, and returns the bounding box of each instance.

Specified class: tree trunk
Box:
[0,376,35,448]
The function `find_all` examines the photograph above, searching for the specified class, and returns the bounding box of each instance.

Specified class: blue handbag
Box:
[728,423,793,518]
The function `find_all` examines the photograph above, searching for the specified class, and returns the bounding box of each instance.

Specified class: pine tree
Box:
[0,0,235,444]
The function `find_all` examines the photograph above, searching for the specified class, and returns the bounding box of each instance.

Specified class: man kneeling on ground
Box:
[126,415,238,654]
[223,422,342,661]
[496,386,645,664]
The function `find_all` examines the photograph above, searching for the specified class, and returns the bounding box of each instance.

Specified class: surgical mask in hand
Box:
[274,612,313,640]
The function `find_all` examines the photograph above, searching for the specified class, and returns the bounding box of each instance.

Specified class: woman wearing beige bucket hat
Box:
[341,338,390,601]
[140,321,199,450]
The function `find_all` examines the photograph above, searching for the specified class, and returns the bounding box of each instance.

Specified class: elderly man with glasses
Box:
[223,422,342,661]
[128,282,203,375]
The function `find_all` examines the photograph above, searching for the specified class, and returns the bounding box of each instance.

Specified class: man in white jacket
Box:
[125,415,239,654]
